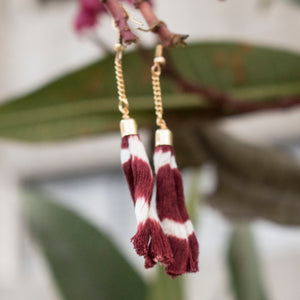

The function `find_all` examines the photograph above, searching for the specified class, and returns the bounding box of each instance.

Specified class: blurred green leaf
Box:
[0,42,299,141]
[0,94,204,141]
[186,168,202,225]
[147,266,183,300]
[227,224,268,300]
[194,126,300,225]
[170,43,300,91]
[23,190,146,300]
[175,124,300,225]
[265,0,300,6]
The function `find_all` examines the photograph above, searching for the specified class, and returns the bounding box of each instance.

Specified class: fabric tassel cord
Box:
[115,41,198,277]
[115,43,172,269]
[151,44,199,277]
[120,119,173,268]
[154,129,199,277]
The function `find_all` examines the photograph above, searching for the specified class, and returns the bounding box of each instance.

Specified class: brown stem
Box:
[133,0,188,47]
[103,0,137,44]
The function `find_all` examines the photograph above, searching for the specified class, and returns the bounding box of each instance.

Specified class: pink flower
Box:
[74,0,107,32]
[74,0,153,33]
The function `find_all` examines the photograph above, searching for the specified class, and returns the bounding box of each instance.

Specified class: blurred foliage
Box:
[23,190,146,300]
[172,125,300,225]
[147,266,183,300]
[185,169,202,224]
[9,41,300,299]
[265,0,300,5]
[0,42,299,141]
[197,126,300,225]
[228,224,268,300]
[22,188,188,300]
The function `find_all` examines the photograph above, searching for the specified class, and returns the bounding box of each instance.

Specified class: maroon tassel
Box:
[173,167,199,272]
[154,129,199,277]
[120,121,173,267]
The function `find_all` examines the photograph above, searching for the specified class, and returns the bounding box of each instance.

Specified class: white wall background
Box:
[0,0,300,300]
[1,0,300,101]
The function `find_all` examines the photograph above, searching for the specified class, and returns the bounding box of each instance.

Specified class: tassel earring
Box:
[151,45,199,277]
[114,42,172,268]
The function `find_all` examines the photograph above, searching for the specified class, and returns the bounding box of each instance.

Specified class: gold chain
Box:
[151,45,167,129]
[114,43,130,119]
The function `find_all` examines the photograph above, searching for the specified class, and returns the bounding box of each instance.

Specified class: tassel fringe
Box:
[154,145,199,277]
[121,135,173,266]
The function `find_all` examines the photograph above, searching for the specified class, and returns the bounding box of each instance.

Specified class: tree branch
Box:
[104,0,300,113]
[103,0,137,44]
[133,0,188,47]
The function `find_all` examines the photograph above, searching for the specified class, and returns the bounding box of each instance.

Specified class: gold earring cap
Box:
[120,118,138,137]
[155,128,173,146]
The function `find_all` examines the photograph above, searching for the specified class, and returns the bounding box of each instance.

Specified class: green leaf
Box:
[0,42,299,141]
[170,43,300,91]
[146,266,183,300]
[194,126,300,225]
[22,190,146,300]
[0,94,204,141]
[186,168,202,225]
[227,224,268,300]
[173,125,300,225]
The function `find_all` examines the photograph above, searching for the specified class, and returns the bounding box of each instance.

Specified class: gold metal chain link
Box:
[114,43,130,119]
[151,45,167,129]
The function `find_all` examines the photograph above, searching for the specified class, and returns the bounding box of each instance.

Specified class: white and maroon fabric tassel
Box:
[154,129,199,277]
[172,160,199,272]
[120,119,173,268]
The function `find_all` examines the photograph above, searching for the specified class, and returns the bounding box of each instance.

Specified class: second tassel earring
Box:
[151,45,199,277]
